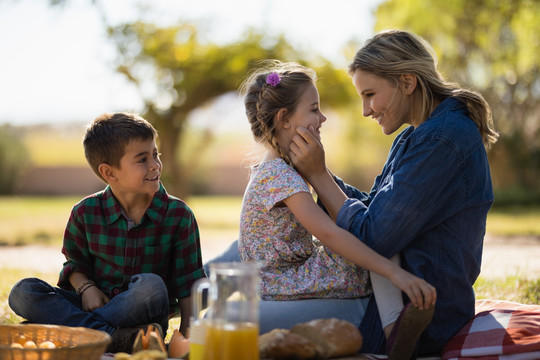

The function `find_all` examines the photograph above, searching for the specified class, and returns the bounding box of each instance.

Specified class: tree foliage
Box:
[0,125,30,194]
[107,22,356,196]
[375,0,540,198]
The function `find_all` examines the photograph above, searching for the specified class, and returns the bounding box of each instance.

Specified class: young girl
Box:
[238,61,436,357]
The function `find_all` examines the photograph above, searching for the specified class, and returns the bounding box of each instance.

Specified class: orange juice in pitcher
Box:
[188,318,207,360]
[204,321,259,360]
[192,262,261,360]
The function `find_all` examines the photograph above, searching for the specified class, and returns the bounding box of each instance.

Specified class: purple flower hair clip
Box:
[266,72,281,87]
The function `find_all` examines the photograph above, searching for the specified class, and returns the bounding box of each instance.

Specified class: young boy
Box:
[8,112,206,353]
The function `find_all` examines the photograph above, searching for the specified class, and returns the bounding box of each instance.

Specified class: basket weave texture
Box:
[0,324,111,360]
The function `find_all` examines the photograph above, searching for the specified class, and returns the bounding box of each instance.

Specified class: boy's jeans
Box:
[8,273,169,335]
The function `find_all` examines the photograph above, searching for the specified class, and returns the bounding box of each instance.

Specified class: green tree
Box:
[107,22,357,196]
[375,0,540,201]
[0,125,30,194]
[23,0,375,195]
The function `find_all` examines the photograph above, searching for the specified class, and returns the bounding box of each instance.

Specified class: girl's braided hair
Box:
[239,60,316,165]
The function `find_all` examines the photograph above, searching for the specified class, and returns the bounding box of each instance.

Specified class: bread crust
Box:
[259,319,363,359]
[259,329,322,359]
[290,318,363,358]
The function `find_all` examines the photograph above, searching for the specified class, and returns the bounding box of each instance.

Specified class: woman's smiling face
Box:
[352,69,411,135]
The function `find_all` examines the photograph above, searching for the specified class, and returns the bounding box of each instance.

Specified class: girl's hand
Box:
[390,269,437,310]
[289,125,327,180]
[81,286,109,312]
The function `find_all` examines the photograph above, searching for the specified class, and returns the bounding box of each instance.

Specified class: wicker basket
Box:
[0,324,111,360]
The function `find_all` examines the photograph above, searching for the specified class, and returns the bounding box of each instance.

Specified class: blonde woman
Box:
[290,30,498,357]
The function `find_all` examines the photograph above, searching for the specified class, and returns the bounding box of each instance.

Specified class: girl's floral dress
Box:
[239,158,370,300]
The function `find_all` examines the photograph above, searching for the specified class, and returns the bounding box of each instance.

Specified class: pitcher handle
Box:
[191,278,210,321]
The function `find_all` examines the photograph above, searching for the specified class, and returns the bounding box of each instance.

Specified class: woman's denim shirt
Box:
[335,97,494,354]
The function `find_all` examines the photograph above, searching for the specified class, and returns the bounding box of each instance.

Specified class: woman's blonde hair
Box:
[239,60,317,164]
[349,30,498,147]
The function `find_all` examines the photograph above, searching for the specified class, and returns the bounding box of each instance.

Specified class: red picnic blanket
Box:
[442,299,540,360]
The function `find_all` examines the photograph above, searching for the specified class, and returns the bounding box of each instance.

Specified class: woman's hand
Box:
[289,125,349,220]
[81,286,110,312]
[389,268,437,310]
[289,125,327,181]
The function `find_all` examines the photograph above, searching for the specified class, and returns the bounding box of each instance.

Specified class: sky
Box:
[0,0,382,126]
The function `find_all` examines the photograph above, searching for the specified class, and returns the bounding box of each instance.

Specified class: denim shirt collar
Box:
[427,97,467,120]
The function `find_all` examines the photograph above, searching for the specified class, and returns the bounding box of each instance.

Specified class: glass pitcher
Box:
[191,262,261,360]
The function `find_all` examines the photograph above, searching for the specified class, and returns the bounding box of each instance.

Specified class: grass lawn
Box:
[2,196,539,247]
[1,196,539,327]
[0,195,243,247]
[2,267,538,329]
[486,205,540,237]
[0,195,244,328]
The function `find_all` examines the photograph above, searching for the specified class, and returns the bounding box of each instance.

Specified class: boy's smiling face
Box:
[112,138,162,196]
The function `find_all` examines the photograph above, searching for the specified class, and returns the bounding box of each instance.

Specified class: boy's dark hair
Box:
[83,112,157,182]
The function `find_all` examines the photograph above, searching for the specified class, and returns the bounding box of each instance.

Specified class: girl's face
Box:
[352,69,412,135]
[278,83,327,151]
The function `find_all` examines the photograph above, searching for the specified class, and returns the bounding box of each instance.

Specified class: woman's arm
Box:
[289,126,348,220]
[283,191,436,309]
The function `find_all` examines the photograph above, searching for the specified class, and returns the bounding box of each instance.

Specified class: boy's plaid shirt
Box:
[58,183,205,302]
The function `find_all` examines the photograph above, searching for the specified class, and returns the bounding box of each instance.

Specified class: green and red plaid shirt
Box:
[58,182,205,308]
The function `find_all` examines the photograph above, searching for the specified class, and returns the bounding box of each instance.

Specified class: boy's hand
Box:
[81,286,110,312]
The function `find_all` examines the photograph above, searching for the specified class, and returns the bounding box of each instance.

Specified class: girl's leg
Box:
[370,254,403,337]
[372,254,435,359]
[259,297,369,334]
[8,277,114,333]
[203,240,241,274]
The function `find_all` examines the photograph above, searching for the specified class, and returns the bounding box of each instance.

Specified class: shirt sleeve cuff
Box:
[336,198,367,232]
[176,267,206,299]
[57,263,92,290]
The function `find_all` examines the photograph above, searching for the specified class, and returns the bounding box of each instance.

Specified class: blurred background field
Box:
[1,194,539,326]
[3,0,540,202]
[2,194,540,248]
[0,195,243,247]
[1,193,539,324]
[0,195,244,327]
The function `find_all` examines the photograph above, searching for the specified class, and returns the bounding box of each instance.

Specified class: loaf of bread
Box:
[259,328,322,360]
[290,318,363,358]
[259,318,363,359]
